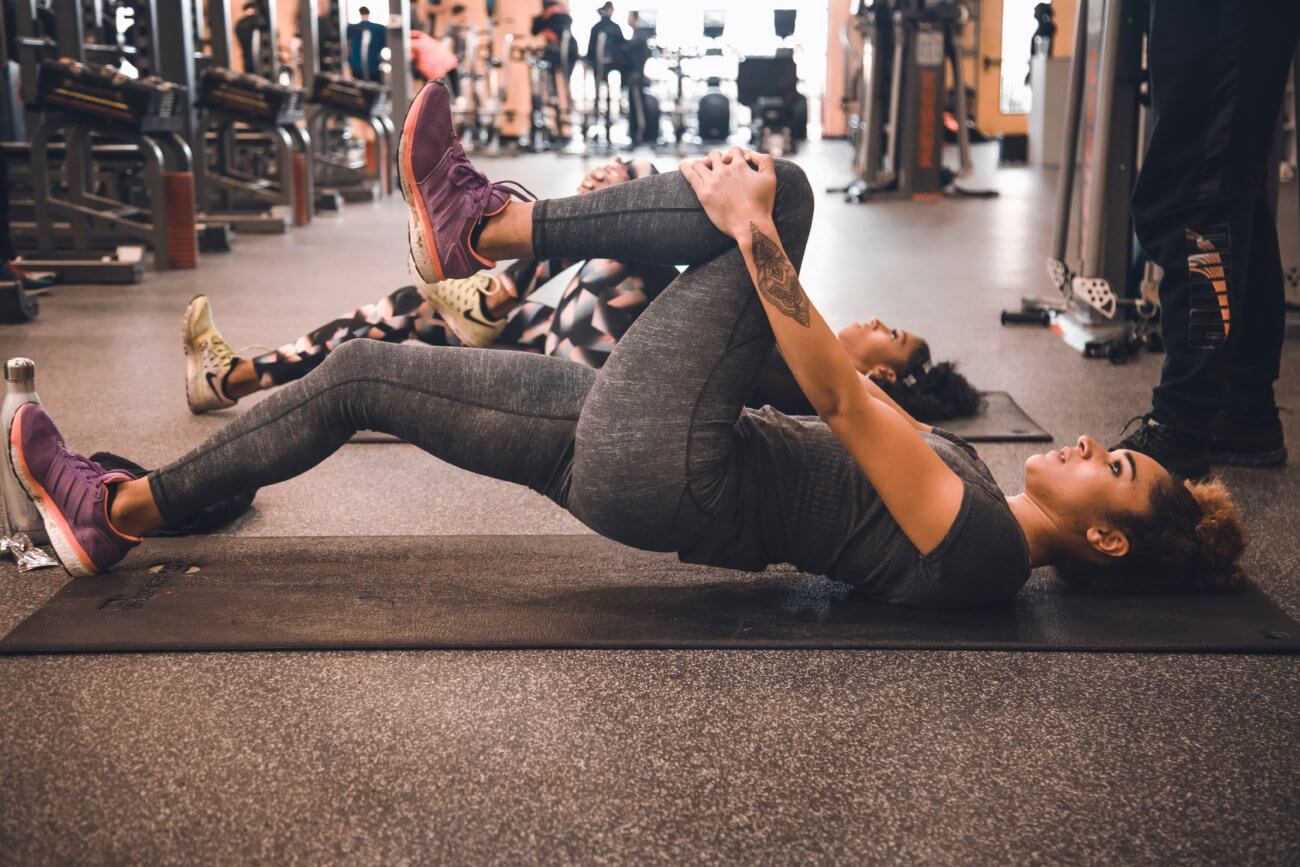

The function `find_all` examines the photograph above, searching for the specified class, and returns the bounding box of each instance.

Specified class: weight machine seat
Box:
[737,56,798,108]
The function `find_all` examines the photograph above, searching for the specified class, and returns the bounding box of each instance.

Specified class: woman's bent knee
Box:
[316,337,389,380]
[774,159,814,213]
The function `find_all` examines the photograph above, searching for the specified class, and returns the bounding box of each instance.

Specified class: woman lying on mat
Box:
[9,84,1246,607]
[181,158,981,425]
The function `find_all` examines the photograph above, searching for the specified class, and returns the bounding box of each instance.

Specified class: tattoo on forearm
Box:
[748,222,810,327]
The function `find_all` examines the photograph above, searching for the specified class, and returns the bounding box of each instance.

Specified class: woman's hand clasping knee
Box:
[682,147,777,241]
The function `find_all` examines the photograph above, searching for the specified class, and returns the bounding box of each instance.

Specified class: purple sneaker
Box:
[8,403,139,577]
[399,80,533,282]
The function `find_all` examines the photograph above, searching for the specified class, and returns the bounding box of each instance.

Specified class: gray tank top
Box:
[681,407,1032,609]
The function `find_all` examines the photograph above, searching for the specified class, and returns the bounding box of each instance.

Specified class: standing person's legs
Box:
[1223,189,1287,423]
[1129,0,1299,440]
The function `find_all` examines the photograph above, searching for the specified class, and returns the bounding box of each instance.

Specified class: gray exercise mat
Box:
[2,536,1296,655]
[350,392,1050,445]
[941,392,1052,442]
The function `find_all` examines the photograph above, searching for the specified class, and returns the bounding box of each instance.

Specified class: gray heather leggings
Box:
[150,161,815,552]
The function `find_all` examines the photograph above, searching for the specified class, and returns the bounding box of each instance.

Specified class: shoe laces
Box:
[202,333,237,369]
[62,446,108,487]
[1117,413,1172,448]
[447,158,537,214]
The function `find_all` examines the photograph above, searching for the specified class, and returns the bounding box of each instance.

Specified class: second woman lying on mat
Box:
[182,158,980,425]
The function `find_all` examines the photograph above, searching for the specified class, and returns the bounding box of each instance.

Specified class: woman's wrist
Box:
[735,215,777,246]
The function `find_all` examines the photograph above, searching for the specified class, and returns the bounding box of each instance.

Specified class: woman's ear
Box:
[866,364,897,384]
[1085,526,1129,560]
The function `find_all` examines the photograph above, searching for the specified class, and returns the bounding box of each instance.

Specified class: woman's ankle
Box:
[225,360,261,400]
[108,477,165,538]
[485,276,518,319]
[476,200,535,261]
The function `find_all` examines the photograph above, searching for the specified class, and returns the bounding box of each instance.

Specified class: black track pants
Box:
[1130,0,1300,428]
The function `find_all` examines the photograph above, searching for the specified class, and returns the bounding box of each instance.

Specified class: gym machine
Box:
[837,0,982,201]
[654,11,734,155]
[182,0,313,233]
[453,19,514,155]
[736,10,807,157]
[299,0,399,203]
[695,12,731,145]
[1000,0,1159,363]
[7,0,200,282]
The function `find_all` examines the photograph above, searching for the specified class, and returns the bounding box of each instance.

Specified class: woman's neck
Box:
[1006,493,1061,568]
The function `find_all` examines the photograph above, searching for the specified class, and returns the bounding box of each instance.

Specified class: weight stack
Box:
[163,172,199,269]
[293,153,310,226]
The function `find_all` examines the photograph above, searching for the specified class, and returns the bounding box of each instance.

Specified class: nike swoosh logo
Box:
[462,306,497,328]
[205,372,224,399]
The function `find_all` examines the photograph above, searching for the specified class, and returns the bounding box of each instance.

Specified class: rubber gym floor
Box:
[2,143,1297,863]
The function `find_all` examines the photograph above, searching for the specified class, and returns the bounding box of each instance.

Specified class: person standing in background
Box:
[1114,0,1299,476]
[347,5,388,81]
[531,0,576,139]
[234,1,265,76]
[587,1,623,78]
[620,10,653,146]
[442,3,470,97]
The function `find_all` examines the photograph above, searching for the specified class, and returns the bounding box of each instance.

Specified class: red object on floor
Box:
[163,171,199,269]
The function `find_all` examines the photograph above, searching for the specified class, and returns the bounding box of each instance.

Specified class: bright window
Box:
[999,0,1037,114]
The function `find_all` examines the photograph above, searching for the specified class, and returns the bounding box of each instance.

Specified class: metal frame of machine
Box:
[1002,0,1160,362]
[7,0,202,282]
[840,0,977,202]
[178,0,313,234]
[298,0,408,204]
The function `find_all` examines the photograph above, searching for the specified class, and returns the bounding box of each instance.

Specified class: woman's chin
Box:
[1023,452,1053,489]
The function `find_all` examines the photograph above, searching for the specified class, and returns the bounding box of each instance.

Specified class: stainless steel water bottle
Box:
[1,357,47,543]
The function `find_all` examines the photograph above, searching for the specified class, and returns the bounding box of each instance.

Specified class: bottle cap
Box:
[5,358,36,382]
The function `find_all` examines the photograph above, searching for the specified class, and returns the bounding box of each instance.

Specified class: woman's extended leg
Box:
[149,338,593,533]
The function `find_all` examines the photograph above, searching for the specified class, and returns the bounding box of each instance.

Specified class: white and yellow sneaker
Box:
[182,295,239,414]
[411,263,509,348]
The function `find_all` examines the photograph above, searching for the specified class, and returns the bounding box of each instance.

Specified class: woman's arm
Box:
[757,350,931,433]
[683,150,960,554]
[859,372,931,432]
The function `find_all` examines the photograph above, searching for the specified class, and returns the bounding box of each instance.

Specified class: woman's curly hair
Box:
[872,339,984,423]
[1056,476,1247,595]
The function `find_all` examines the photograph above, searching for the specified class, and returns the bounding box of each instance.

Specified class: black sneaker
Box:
[1210,413,1288,468]
[1111,414,1211,479]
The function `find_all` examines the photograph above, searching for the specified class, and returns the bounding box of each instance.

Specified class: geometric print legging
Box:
[250,255,680,386]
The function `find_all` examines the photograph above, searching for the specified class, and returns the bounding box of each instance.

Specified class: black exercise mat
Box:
[3,536,1297,655]
[349,392,1051,446]
[941,391,1052,443]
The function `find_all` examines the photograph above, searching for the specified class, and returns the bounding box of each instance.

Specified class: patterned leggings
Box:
[249,257,679,386]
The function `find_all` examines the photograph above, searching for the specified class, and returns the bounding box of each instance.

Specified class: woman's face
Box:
[837,318,923,379]
[1025,435,1169,557]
